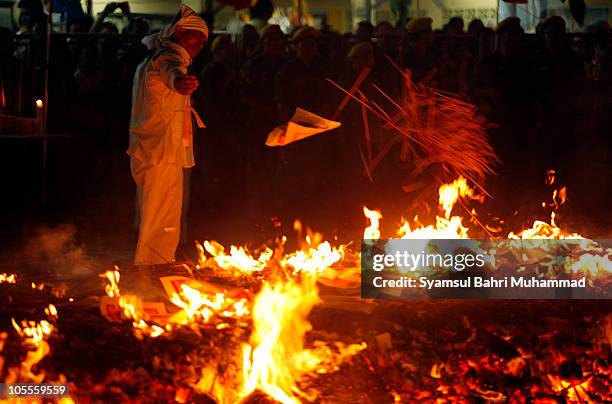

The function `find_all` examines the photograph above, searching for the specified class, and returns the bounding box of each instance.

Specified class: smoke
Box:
[16,224,95,277]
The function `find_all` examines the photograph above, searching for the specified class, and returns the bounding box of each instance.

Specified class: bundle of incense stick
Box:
[328,62,499,192]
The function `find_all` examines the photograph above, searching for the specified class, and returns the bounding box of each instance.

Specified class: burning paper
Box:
[265,108,341,147]
[99,274,251,332]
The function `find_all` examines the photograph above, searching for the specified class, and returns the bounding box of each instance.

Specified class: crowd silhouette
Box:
[1,4,611,239]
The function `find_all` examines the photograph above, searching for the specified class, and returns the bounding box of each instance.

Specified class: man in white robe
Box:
[128,5,207,265]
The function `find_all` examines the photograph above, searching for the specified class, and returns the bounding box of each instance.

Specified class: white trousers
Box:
[131,158,183,265]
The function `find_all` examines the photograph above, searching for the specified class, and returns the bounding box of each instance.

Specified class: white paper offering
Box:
[265,108,341,147]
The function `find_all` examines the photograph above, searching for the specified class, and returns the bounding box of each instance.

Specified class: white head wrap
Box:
[142,4,209,50]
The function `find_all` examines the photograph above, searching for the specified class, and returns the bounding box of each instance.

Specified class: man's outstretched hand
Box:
[174,75,199,95]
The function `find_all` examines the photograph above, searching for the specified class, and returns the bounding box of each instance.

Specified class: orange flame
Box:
[438,176,480,219]
[0,273,17,284]
[10,304,58,384]
[91,175,609,403]
[199,240,273,272]
[169,284,250,324]
[282,241,346,275]
[241,275,320,403]
[363,207,382,240]
[373,177,477,239]
[100,268,167,338]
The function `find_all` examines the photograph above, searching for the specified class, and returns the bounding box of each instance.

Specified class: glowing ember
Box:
[292,341,367,374]
[548,375,592,402]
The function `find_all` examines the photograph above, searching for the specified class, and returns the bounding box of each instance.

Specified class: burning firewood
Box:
[327,62,499,193]
[1,176,610,403]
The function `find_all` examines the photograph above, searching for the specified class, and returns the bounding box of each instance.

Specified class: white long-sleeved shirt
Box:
[128,41,195,168]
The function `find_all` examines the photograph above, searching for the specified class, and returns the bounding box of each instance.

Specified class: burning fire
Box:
[367,176,476,240]
[507,211,583,239]
[0,273,17,284]
[509,171,581,239]
[100,268,167,338]
[548,375,592,403]
[8,169,605,403]
[240,274,366,403]
[282,239,346,276]
[198,240,273,272]
[240,275,319,403]
[438,176,482,218]
[5,304,74,403]
[99,223,366,402]
[10,317,54,383]
[363,207,382,240]
[169,284,250,324]
[364,175,595,241]
[20,62,601,402]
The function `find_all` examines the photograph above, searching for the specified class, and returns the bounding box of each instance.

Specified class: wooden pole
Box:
[10,4,15,31]
[298,0,304,25]
[43,0,53,204]
[496,0,500,25]
[17,63,23,114]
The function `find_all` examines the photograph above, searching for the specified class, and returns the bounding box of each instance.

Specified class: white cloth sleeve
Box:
[157,50,188,93]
